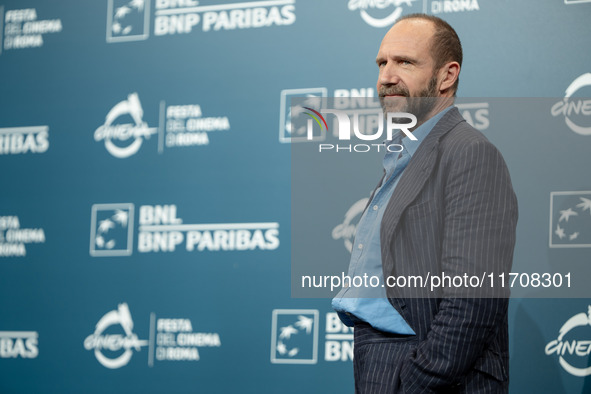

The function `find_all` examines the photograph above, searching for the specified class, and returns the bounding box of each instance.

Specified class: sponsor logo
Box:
[545,306,591,377]
[430,0,479,14]
[95,93,230,157]
[94,93,158,159]
[0,331,38,359]
[1,8,62,51]
[271,309,319,364]
[332,198,369,253]
[84,303,148,369]
[551,73,591,136]
[348,0,420,28]
[324,312,354,362]
[162,103,230,151]
[107,0,150,43]
[0,216,46,257]
[270,309,353,364]
[0,126,49,155]
[549,191,591,248]
[84,303,221,369]
[456,102,489,131]
[279,87,379,143]
[0,7,3,55]
[151,316,221,364]
[107,0,296,42]
[90,204,135,256]
[90,203,280,256]
[279,88,328,143]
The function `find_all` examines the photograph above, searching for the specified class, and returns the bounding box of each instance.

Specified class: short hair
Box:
[397,14,463,95]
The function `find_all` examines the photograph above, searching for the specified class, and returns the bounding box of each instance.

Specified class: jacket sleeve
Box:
[399,139,518,393]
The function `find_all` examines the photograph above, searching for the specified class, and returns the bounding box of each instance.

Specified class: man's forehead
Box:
[379,18,435,53]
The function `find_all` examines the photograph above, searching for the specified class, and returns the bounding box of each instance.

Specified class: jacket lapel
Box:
[381,107,465,239]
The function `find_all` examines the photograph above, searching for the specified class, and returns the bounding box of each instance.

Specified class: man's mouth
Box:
[380,93,408,98]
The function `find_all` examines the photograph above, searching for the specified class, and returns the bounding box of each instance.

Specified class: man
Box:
[332,14,518,393]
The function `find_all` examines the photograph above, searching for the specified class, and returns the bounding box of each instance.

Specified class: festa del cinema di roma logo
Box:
[94,93,157,158]
[551,73,591,136]
[84,303,222,368]
[347,0,480,27]
[348,0,420,28]
[545,306,591,377]
[84,303,148,369]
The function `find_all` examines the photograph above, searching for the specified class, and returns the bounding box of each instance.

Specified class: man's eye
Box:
[400,60,411,65]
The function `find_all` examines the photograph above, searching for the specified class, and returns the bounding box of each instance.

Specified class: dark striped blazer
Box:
[378,107,518,393]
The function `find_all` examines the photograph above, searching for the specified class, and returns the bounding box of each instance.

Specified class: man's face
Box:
[376,19,440,122]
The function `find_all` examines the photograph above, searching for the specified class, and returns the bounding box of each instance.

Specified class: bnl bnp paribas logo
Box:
[270,310,354,364]
[90,203,280,256]
[94,92,230,158]
[0,330,39,359]
[551,73,591,137]
[549,191,591,248]
[106,0,296,42]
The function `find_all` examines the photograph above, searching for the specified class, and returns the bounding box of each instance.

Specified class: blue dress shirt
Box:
[332,106,452,334]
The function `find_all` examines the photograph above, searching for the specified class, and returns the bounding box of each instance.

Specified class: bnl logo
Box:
[107,0,150,43]
[270,309,318,364]
[550,191,591,248]
[279,88,328,143]
[90,203,135,256]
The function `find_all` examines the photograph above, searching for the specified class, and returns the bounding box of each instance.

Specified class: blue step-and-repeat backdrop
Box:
[1,1,591,393]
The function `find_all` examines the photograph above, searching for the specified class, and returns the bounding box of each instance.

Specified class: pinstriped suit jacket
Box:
[377,107,518,393]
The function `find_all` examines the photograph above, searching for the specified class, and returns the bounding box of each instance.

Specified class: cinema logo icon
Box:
[84,303,149,369]
[90,204,134,256]
[545,305,591,377]
[94,93,158,158]
[107,0,150,42]
[549,191,591,248]
[551,73,591,136]
[332,198,369,253]
[348,0,421,28]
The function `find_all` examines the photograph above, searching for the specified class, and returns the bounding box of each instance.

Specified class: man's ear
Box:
[438,61,460,94]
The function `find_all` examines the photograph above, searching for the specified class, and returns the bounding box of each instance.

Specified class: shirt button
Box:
[373,205,378,211]
[358,243,363,250]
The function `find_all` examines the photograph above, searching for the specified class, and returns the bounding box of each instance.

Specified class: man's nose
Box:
[378,63,401,87]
